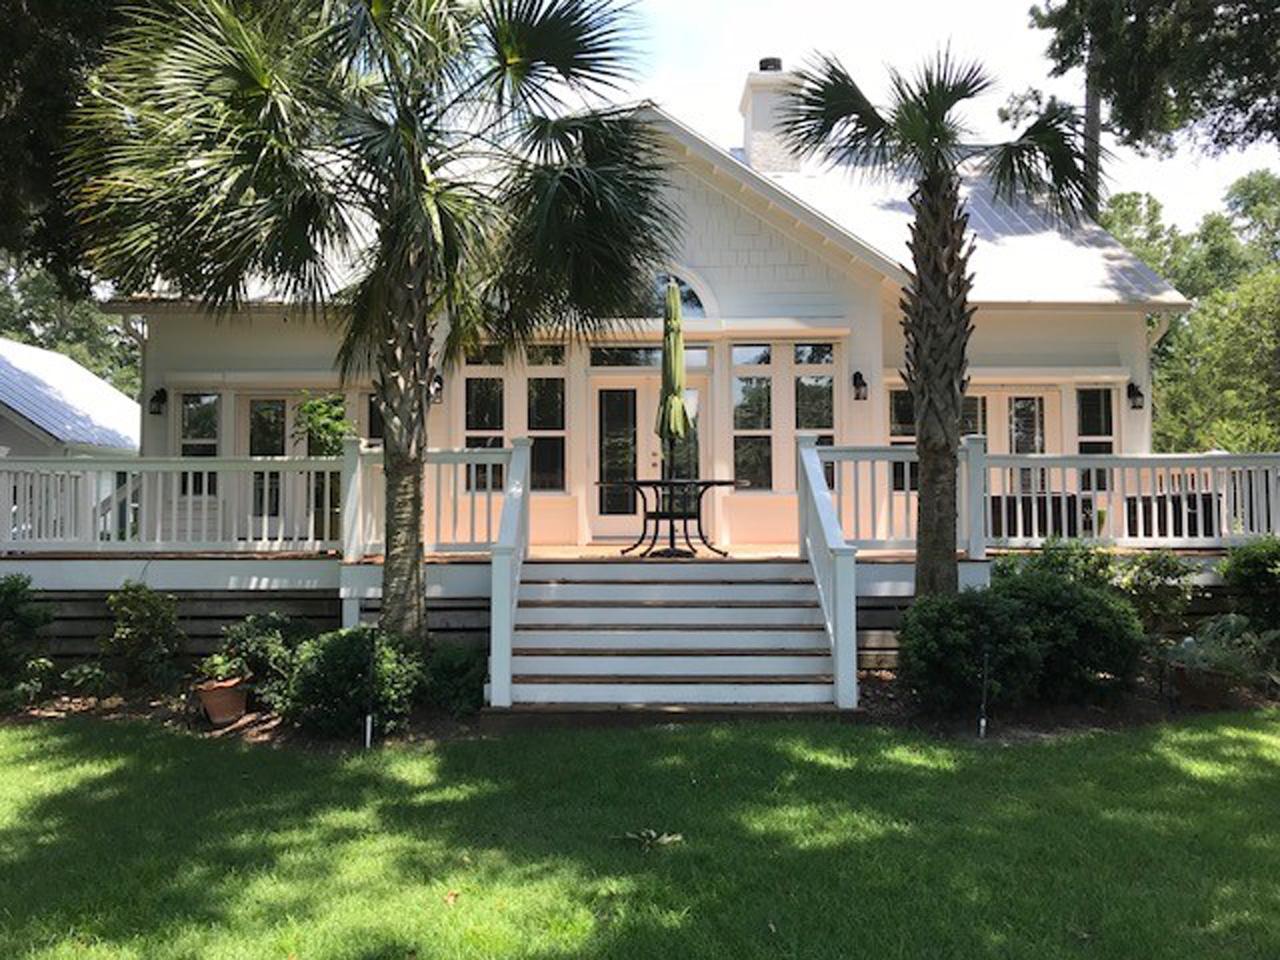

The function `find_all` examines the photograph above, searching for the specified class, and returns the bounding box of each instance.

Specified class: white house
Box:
[0,336,139,458]
[4,62,1276,710]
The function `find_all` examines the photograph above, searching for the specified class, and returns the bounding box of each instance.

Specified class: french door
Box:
[588,376,706,540]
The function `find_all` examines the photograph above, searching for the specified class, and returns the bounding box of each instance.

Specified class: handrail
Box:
[488,438,532,709]
[796,437,858,710]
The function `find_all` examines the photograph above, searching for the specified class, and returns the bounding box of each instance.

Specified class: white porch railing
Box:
[797,437,858,709]
[0,456,344,552]
[812,438,1280,556]
[487,439,532,709]
[345,441,514,557]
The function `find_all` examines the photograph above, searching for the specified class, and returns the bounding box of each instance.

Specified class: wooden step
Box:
[511,628,827,649]
[510,654,833,676]
[521,560,809,582]
[509,681,834,705]
[518,581,818,603]
[514,605,825,626]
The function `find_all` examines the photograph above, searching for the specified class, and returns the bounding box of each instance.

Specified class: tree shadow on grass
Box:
[1,712,1279,959]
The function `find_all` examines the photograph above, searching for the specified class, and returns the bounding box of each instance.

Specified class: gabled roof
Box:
[0,337,139,452]
[646,103,1188,310]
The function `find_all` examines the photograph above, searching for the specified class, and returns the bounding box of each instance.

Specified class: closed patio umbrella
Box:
[655,277,691,478]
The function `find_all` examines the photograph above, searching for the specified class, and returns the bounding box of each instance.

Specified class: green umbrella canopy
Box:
[655,277,691,460]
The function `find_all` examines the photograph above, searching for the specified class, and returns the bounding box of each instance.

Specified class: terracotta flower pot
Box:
[1171,663,1236,710]
[195,676,248,726]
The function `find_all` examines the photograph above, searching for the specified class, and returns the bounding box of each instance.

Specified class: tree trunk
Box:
[372,294,434,642]
[901,169,976,597]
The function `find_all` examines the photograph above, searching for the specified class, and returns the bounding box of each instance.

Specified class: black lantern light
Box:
[148,388,168,415]
[851,371,869,401]
[1126,381,1145,410]
[429,372,445,404]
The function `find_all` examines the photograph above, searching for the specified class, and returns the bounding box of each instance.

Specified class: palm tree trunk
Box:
[902,170,976,597]
[374,301,433,641]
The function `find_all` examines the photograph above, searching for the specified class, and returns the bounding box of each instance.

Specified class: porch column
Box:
[340,436,364,564]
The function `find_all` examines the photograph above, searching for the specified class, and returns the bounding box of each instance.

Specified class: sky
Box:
[623,0,1280,230]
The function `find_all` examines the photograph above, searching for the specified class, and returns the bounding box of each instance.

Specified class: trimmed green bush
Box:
[898,590,1042,713]
[283,627,422,738]
[992,537,1116,593]
[994,568,1146,703]
[1220,536,1280,628]
[102,582,184,691]
[0,575,51,697]
[213,612,314,711]
[1114,549,1198,637]
[422,641,488,716]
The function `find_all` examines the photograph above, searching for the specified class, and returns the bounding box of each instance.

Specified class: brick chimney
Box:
[739,56,800,172]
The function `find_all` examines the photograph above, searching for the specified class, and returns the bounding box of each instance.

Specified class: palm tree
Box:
[782,52,1092,595]
[68,0,676,637]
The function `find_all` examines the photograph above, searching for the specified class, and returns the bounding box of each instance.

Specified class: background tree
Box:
[1032,0,1280,153]
[70,0,675,638]
[0,258,141,398]
[0,0,121,291]
[783,52,1090,596]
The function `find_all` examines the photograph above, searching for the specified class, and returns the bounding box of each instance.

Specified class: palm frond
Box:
[887,50,992,175]
[488,108,678,350]
[779,54,900,172]
[982,99,1094,223]
[477,0,635,114]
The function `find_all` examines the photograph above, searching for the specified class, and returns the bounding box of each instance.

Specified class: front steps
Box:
[508,559,834,707]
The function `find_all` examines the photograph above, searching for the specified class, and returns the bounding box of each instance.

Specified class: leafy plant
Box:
[61,662,115,698]
[290,393,353,457]
[101,581,183,691]
[992,538,1116,593]
[422,641,488,717]
[0,574,51,694]
[283,627,423,739]
[214,612,313,711]
[1220,537,1280,628]
[898,590,1043,713]
[197,651,247,683]
[1114,550,1199,637]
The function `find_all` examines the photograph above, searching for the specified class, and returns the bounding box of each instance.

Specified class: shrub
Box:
[1183,613,1280,677]
[422,641,488,716]
[213,612,313,711]
[993,567,1145,703]
[0,574,51,693]
[283,627,422,738]
[1114,550,1199,637]
[992,538,1116,593]
[102,582,184,690]
[1220,537,1280,628]
[62,662,115,698]
[898,590,1042,713]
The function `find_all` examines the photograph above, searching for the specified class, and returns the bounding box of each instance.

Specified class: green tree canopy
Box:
[1032,0,1280,152]
[1155,268,1280,452]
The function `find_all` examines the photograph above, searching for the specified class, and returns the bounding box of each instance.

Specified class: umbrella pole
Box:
[665,436,677,553]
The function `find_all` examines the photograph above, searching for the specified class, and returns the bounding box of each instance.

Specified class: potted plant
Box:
[194,652,250,725]
[1163,624,1255,709]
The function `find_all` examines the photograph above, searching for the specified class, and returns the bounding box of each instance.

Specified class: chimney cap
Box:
[758,56,783,72]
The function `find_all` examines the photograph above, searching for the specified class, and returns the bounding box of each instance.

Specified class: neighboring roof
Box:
[0,337,139,451]
[766,164,1188,307]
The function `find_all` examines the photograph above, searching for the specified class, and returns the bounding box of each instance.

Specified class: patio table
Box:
[597,479,743,558]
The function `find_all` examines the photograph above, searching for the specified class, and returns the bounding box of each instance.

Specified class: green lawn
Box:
[1,713,1278,960]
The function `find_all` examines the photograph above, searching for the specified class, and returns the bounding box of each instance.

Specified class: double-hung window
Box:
[732,344,772,489]
[527,344,566,491]
[888,390,987,491]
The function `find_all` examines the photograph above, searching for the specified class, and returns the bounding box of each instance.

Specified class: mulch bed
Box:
[5,667,1275,752]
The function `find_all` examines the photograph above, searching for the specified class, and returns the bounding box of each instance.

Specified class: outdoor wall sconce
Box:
[851,371,869,401]
[148,388,168,416]
[1127,382,1145,410]
[429,372,445,404]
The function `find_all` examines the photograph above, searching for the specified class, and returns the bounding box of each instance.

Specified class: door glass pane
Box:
[1011,396,1046,494]
[598,389,637,514]
[1077,388,1113,436]
[531,437,565,491]
[250,400,285,516]
[795,375,833,429]
[528,378,564,431]
[794,343,834,365]
[465,436,504,491]
[734,436,772,490]
[962,396,987,436]
[733,377,771,430]
[664,388,699,480]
